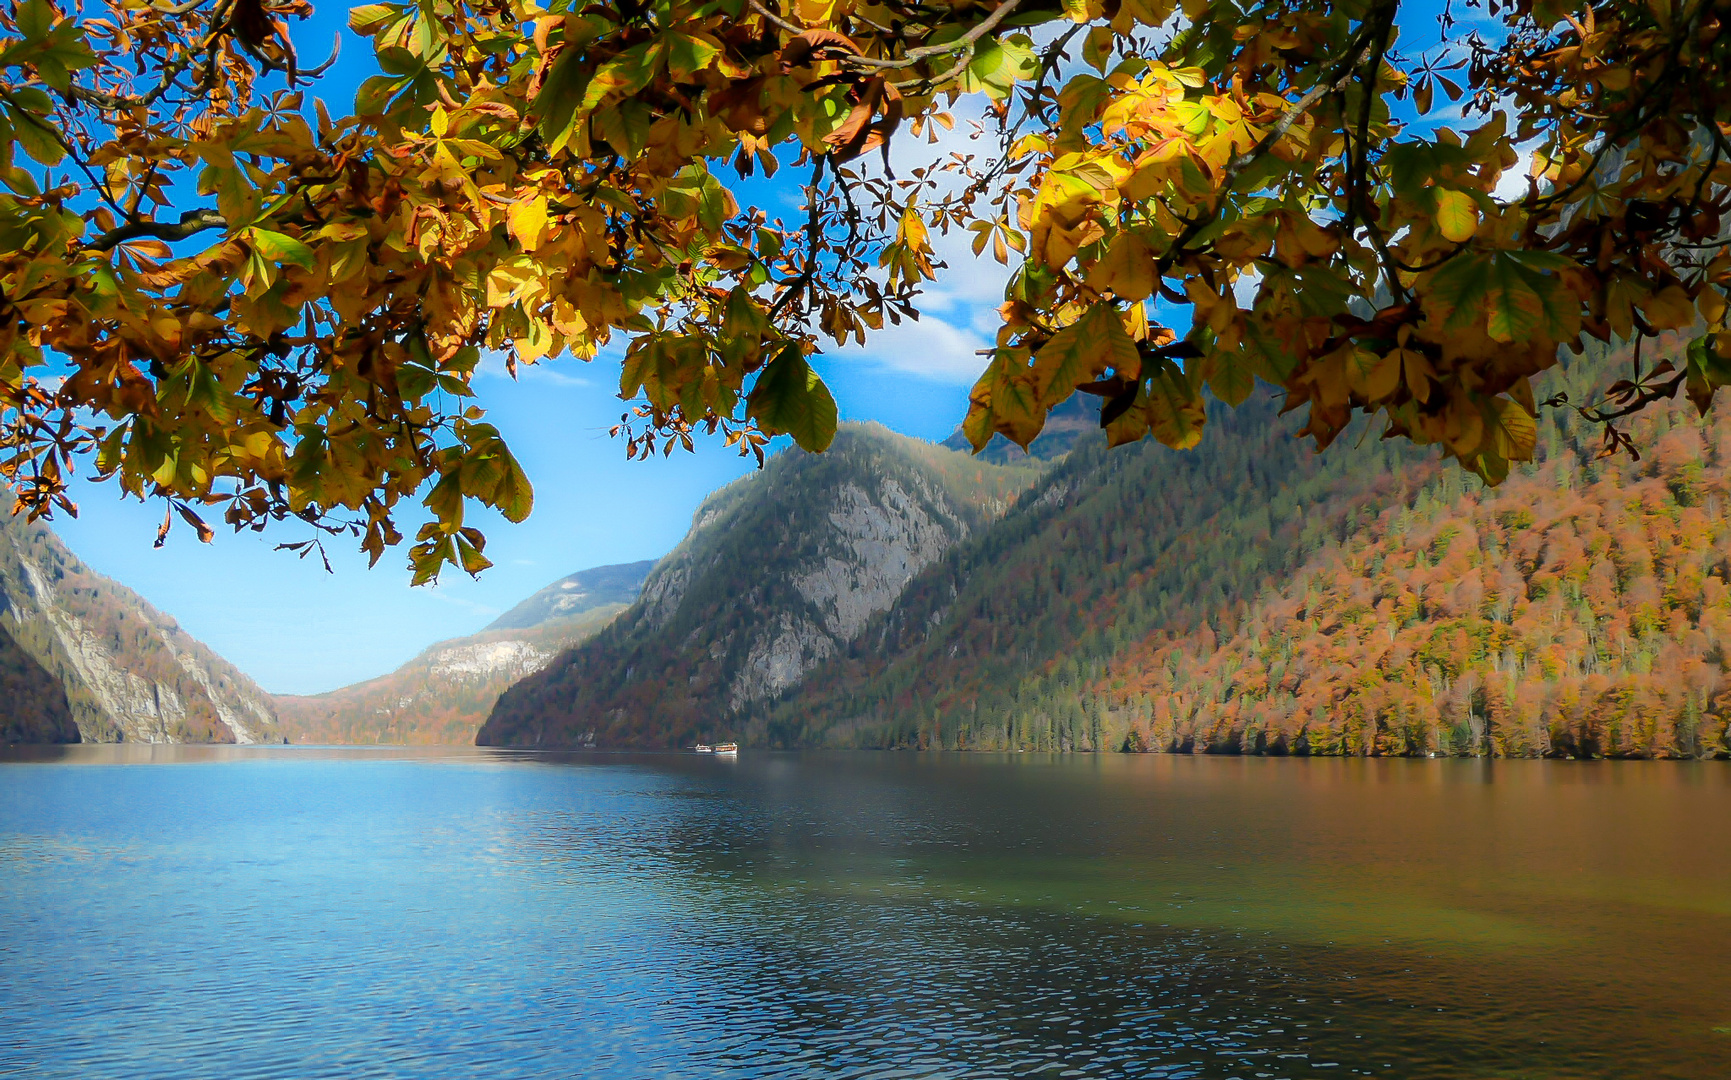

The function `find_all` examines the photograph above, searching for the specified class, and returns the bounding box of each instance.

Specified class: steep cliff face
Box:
[0,501,281,744]
[477,424,1043,748]
[273,561,651,744]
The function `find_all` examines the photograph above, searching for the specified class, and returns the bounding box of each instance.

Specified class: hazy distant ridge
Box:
[485,560,655,631]
[274,560,652,744]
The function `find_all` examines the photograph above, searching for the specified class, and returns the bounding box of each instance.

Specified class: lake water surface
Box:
[1,748,1727,1079]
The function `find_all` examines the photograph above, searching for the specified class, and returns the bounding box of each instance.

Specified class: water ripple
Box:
[1,749,1727,1079]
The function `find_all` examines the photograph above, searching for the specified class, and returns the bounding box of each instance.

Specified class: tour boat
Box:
[694,744,714,754]
[714,742,739,756]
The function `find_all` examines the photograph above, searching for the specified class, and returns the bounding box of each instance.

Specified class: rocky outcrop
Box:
[725,475,963,709]
[427,639,552,680]
[0,499,281,744]
[478,423,1044,749]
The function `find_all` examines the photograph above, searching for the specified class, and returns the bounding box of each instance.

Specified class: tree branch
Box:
[749,0,1027,81]
[86,209,227,252]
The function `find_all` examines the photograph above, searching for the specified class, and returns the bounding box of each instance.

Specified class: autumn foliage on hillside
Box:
[1111,364,1731,759]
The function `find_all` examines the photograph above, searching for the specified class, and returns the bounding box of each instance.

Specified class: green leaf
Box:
[1031,302,1138,408]
[1427,252,1493,333]
[532,47,591,146]
[1207,354,1255,406]
[746,346,838,452]
[1144,359,1205,450]
[355,74,409,115]
[397,362,439,401]
[665,31,720,80]
[5,105,63,166]
[8,87,52,115]
[492,447,534,523]
[1484,255,1544,343]
[348,3,400,34]
[16,0,52,41]
[577,40,665,117]
[246,229,315,271]
[1685,334,1731,415]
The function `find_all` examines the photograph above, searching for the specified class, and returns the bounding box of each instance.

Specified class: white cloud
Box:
[832,310,991,382]
[422,585,502,618]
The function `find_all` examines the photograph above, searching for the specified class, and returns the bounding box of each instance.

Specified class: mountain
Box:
[477,422,1045,748]
[272,561,652,744]
[758,395,1434,750]
[485,560,655,631]
[1099,363,1731,759]
[1,497,281,744]
[478,339,1731,759]
[765,340,1729,759]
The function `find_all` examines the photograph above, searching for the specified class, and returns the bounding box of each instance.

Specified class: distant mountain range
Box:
[1,496,281,745]
[484,561,655,631]
[477,342,1731,759]
[270,561,652,744]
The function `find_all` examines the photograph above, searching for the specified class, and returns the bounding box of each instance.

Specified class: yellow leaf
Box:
[508,196,551,250]
[1642,284,1695,332]
[1032,302,1139,408]
[1086,231,1156,301]
[1399,348,1435,403]
[1483,395,1536,462]
[1432,188,1479,243]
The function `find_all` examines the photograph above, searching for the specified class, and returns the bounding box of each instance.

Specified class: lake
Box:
[1,748,1726,1079]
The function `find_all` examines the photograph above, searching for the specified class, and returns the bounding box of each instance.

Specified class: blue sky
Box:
[42,4,1021,696]
[54,327,983,698]
[46,1,1479,695]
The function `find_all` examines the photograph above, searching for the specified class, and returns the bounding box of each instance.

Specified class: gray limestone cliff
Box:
[0,499,280,744]
[478,424,1043,749]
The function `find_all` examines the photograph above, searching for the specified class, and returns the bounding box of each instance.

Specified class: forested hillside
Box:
[478,424,1043,748]
[273,562,650,744]
[1105,361,1731,759]
[1,496,280,744]
[772,342,1729,759]
[762,396,1434,750]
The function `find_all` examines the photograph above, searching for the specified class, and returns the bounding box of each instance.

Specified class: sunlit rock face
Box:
[427,640,553,681]
[479,424,1042,750]
[0,499,280,745]
[729,476,963,711]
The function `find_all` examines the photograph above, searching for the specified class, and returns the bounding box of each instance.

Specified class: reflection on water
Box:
[1,748,1727,1079]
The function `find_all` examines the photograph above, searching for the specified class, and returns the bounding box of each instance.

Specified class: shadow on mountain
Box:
[0,622,79,743]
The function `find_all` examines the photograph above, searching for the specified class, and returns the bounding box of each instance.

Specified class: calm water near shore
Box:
[1,747,1727,1079]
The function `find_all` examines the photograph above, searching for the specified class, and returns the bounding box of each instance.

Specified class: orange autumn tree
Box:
[2,0,1730,580]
